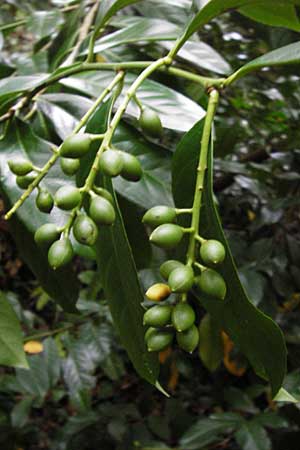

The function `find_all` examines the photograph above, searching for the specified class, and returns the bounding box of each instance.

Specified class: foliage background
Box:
[1,1,300,449]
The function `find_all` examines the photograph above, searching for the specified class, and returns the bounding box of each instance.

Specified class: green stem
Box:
[186,89,219,266]
[83,57,169,191]
[5,72,123,220]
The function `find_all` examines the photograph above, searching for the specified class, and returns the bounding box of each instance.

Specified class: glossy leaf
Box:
[0,292,28,369]
[226,41,300,84]
[180,413,242,449]
[180,1,300,49]
[0,119,79,312]
[235,421,271,450]
[198,313,223,372]
[60,71,205,132]
[239,4,300,31]
[96,0,141,27]
[95,177,160,387]
[172,121,287,396]
[28,10,64,39]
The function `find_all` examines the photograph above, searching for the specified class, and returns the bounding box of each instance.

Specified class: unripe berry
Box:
[36,189,54,213]
[119,151,143,182]
[60,134,92,158]
[200,239,225,266]
[60,157,80,176]
[146,328,173,352]
[139,108,163,138]
[8,157,33,176]
[196,269,227,300]
[145,283,171,302]
[172,303,195,332]
[73,215,98,246]
[98,150,123,177]
[176,324,199,353]
[48,238,73,270]
[143,305,172,327]
[160,260,184,280]
[89,196,115,225]
[55,186,81,210]
[168,266,194,293]
[149,224,183,249]
[142,206,177,228]
[34,224,60,249]
[92,186,114,204]
[16,174,36,189]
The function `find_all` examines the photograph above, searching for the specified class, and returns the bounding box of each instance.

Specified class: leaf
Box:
[95,178,160,386]
[180,1,300,49]
[11,396,34,428]
[60,71,205,132]
[235,421,271,450]
[0,74,48,97]
[226,41,300,84]
[0,292,28,369]
[96,0,142,27]
[0,119,79,312]
[198,313,223,372]
[274,387,299,403]
[180,413,242,449]
[28,10,64,39]
[172,121,287,396]
[239,4,300,31]
[254,412,289,429]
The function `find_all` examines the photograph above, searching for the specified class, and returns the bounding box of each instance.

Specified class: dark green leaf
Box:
[235,421,271,450]
[95,178,160,387]
[239,4,300,31]
[226,41,300,84]
[172,121,287,396]
[0,292,28,369]
[180,413,242,449]
[198,313,223,372]
[28,10,64,39]
[96,0,142,27]
[254,412,288,429]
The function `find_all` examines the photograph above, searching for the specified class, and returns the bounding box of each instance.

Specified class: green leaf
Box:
[254,412,289,429]
[0,292,28,369]
[0,74,48,97]
[226,41,300,85]
[28,10,64,39]
[180,1,300,48]
[198,313,223,372]
[96,0,142,27]
[11,396,34,428]
[0,119,79,312]
[239,4,300,31]
[60,71,205,132]
[235,421,271,450]
[95,178,160,386]
[172,121,287,396]
[274,387,299,403]
[180,413,242,449]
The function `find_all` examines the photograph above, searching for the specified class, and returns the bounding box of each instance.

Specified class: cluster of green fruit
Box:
[8,133,143,270]
[142,204,227,353]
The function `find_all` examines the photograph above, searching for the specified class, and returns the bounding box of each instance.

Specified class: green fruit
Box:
[16,173,36,189]
[176,324,199,353]
[119,151,143,182]
[172,303,195,332]
[196,269,227,300]
[73,215,98,246]
[92,186,114,204]
[36,189,54,213]
[144,327,156,342]
[143,305,172,327]
[146,328,173,352]
[98,150,123,177]
[142,206,177,228]
[168,266,194,293]
[55,186,81,210]
[8,157,33,176]
[160,260,184,280]
[200,239,226,266]
[48,238,73,270]
[60,134,92,158]
[34,224,60,249]
[89,196,115,225]
[139,108,163,138]
[60,157,80,176]
[149,224,183,249]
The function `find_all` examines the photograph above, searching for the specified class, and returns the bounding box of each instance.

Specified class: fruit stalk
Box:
[186,89,220,266]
